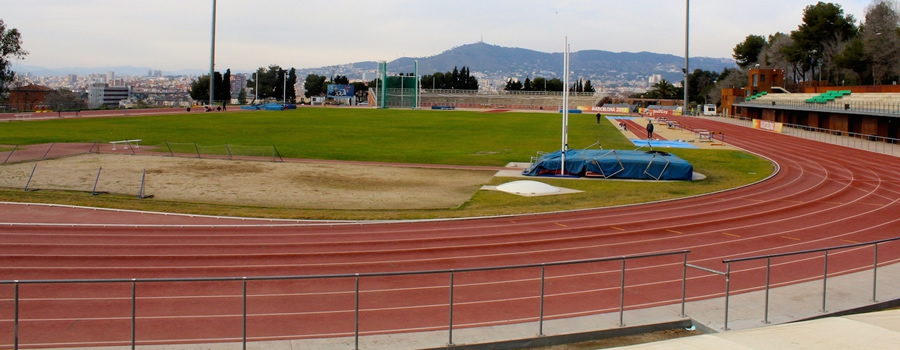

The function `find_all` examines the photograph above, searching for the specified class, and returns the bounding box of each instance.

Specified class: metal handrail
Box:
[777,122,899,156]
[1,250,691,350]
[740,98,900,115]
[717,237,900,329]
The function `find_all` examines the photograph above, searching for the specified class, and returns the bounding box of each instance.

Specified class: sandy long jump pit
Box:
[0,154,496,210]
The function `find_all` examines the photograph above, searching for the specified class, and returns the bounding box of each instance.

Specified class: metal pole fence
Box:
[2,250,690,349]
[448,271,455,347]
[2,145,16,164]
[131,280,136,350]
[723,237,900,329]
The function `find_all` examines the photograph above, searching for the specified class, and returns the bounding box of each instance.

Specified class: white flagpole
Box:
[561,37,569,175]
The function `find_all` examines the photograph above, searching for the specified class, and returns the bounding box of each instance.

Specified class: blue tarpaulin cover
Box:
[523,149,693,181]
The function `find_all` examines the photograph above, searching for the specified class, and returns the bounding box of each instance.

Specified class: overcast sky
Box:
[3,0,874,73]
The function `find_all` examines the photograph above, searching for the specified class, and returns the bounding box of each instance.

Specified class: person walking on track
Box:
[646,120,654,140]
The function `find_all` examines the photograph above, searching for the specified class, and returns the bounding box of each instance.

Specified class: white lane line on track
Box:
[4,183,898,270]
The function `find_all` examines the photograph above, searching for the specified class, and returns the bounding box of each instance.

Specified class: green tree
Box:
[422,67,478,90]
[237,89,248,105]
[43,88,86,110]
[687,69,718,104]
[861,0,900,84]
[523,77,534,91]
[532,77,547,91]
[583,80,596,93]
[505,78,523,91]
[246,65,294,101]
[189,70,231,104]
[790,2,858,83]
[733,34,767,68]
[545,78,564,91]
[836,37,871,84]
[332,75,349,84]
[215,69,231,103]
[1,19,28,103]
[286,68,297,102]
[649,79,677,99]
[189,72,218,102]
[304,74,327,98]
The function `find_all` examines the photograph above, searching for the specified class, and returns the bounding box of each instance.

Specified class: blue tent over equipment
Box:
[523,149,693,181]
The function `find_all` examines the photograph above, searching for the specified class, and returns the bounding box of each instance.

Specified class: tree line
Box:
[732,0,900,86]
[502,77,596,93]
[420,66,479,90]
[245,65,297,103]
[189,69,234,104]
[634,68,720,105]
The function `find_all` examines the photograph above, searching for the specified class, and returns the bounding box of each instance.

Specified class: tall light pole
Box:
[561,37,570,176]
[209,0,216,108]
[683,0,689,115]
[254,72,258,103]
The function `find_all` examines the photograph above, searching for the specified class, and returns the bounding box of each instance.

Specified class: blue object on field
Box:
[559,109,583,114]
[629,139,698,149]
[523,149,694,180]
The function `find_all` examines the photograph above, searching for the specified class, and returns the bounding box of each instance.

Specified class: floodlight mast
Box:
[209,0,216,108]
[561,37,570,176]
[684,0,689,114]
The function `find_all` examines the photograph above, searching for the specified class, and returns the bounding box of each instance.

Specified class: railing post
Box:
[724,263,731,331]
[242,277,247,350]
[131,279,136,350]
[618,259,626,327]
[14,281,19,350]
[539,264,546,337]
[355,275,360,350]
[448,271,455,346]
[821,251,829,313]
[681,253,687,318]
[764,258,771,324]
[872,244,879,302]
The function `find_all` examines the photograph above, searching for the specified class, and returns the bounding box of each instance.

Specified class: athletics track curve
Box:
[1,115,899,348]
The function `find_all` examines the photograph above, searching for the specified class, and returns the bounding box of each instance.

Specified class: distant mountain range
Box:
[18,42,735,84]
[298,42,736,84]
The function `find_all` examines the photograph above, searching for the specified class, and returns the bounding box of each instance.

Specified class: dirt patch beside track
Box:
[0,154,496,210]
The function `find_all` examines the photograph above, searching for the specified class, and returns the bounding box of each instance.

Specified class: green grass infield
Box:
[0,108,774,220]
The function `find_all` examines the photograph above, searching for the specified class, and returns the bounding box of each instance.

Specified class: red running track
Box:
[613,118,666,140]
[1,116,900,348]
